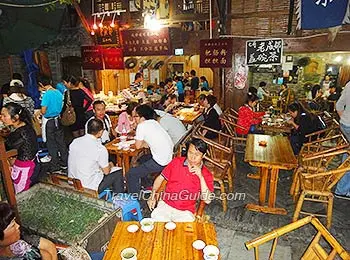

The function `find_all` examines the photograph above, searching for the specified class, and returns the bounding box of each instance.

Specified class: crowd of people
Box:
[1,70,350,259]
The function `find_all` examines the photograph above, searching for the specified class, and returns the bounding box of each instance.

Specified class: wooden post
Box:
[0,139,20,223]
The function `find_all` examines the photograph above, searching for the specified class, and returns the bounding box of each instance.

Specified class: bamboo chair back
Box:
[0,139,20,221]
[224,108,239,117]
[47,174,98,197]
[245,216,350,260]
[304,119,340,143]
[299,150,350,193]
[299,134,349,159]
[192,134,234,212]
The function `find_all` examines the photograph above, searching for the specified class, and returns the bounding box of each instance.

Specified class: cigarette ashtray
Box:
[258,141,267,147]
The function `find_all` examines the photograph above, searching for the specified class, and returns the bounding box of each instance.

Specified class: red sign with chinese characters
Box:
[200,39,233,68]
[121,28,171,56]
[81,46,103,70]
[102,47,124,69]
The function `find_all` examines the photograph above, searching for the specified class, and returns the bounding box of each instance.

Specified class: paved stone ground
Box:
[206,153,350,260]
[142,153,350,259]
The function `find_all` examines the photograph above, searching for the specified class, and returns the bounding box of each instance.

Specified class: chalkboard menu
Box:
[246,39,283,66]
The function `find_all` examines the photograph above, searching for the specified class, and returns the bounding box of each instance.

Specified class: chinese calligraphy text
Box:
[200,39,233,68]
[246,39,283,66]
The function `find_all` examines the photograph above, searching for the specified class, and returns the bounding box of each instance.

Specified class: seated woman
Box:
[286,102,325,155]
[202,95,222,139]
[116,102,138,134]
[0,202,57,259]
[236,93,265,135]
[1,103,38,193]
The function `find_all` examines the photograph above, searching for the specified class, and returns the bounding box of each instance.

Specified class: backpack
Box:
[61,90,76,126]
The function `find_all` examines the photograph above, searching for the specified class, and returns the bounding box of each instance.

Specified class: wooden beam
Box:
[72,0,91,35]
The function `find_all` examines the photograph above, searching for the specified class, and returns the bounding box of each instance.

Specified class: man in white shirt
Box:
[85,100,116,144]
[127,105,174,193]
[68,118,123,193]
[154,109,187,145]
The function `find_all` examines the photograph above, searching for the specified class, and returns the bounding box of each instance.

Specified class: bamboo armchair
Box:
[290,134,349,198]
[299,134,349,159]
[219,116,248,153]
[192,134,235,212]
[292,150,350,228]
[193,123,246,152]
[245,216,350,260]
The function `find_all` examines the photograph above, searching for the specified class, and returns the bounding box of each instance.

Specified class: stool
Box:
[98,189,113,202]
[112,193,143,221]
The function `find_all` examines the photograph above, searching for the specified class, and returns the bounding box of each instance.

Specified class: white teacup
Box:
[121,247,137,260]
[203,245,220,260]
[140,218,154,232]
[120,135,127,142]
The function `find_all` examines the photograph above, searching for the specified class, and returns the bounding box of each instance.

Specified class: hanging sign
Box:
[199,39,233,68]
[81,46,103,70]
[95,24,121,46]
[121,28,171,56]
[102,47,124,69]
[246,38,283,66]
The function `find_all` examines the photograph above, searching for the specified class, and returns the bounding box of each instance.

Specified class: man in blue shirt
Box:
[174,76,184,102]
[38,75,68,173]
[55,75,69,94]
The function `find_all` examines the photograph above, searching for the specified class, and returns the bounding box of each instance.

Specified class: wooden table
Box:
[244,134,297,215]
[175,108,202,125]
[103,222,219,260]
[259,124,293,134]
[105,137,138,176]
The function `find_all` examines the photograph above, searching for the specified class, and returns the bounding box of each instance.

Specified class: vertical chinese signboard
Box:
[102,47,124,69]
[121,28,171,56]
[200,39,233,68]
[81,46,103,70]
[246,38,283,66]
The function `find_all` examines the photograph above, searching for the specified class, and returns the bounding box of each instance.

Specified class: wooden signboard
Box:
[200,39,233,68]
[121,28,171,56]
[246,38,283,66]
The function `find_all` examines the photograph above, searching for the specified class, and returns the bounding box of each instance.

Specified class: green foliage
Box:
[18,190,105,242]
[45,0,79,12]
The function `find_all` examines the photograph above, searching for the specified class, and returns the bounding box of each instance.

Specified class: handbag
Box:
[61,90,76,126]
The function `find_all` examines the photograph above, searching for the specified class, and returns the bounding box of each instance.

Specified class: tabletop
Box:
[175,107,202,125]
[103,222,219,260]
[105,137,138,155]
[244,134,297,169]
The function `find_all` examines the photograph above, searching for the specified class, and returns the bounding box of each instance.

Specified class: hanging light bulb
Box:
[99,13,106,28]
[110,13,116,28]
[92,15,98,30]
[91,30,95,35]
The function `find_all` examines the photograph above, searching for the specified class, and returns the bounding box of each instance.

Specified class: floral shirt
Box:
[236,105,265,135]
[0,235,41,260]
